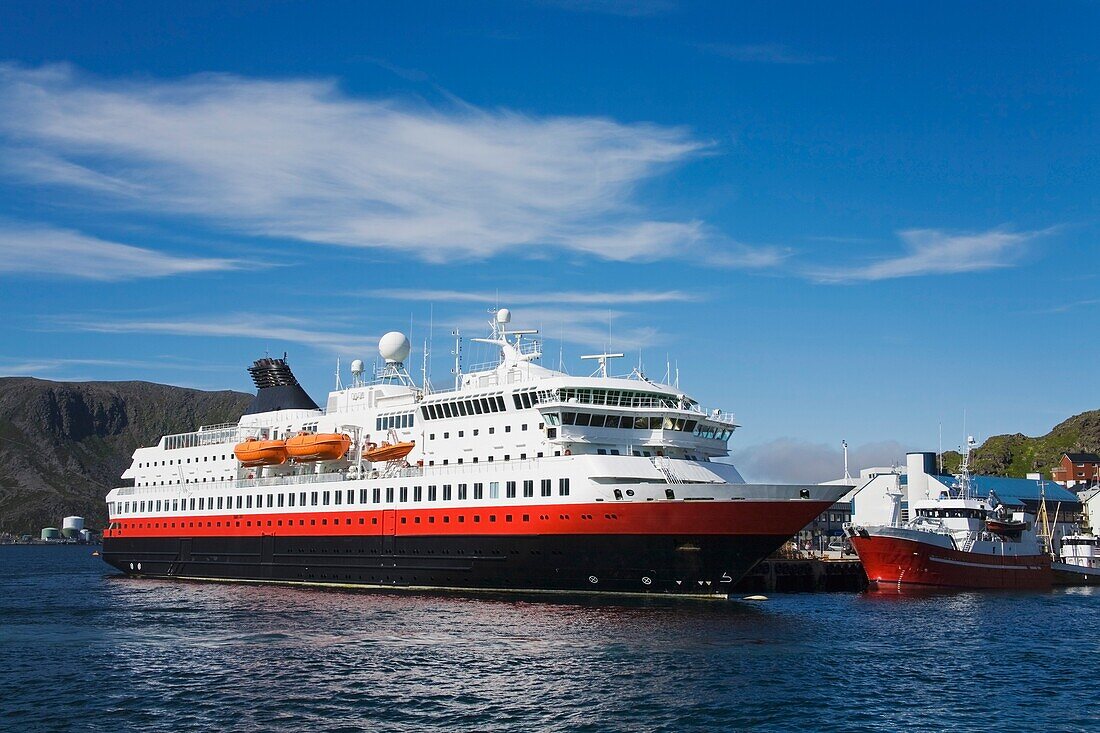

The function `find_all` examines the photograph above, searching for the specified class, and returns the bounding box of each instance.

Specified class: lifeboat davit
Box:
[285,432,352,462]
[234,438,288,467]
[364,441,415,463]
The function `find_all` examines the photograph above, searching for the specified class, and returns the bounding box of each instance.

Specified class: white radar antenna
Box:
[581,352,625,378]
[377,331,415,386]
[470,307,541,371]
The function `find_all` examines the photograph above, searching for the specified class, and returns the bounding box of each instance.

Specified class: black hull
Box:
[103,533,789,596]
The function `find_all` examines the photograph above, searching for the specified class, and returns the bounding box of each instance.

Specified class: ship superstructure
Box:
[102,308,847,597]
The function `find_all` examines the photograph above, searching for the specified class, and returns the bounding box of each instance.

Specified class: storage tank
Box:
[40,527,61,541]
[79,529,93,543]
[62,516,84,539]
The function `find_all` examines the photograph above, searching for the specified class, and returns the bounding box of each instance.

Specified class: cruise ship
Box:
[102,309,847,597]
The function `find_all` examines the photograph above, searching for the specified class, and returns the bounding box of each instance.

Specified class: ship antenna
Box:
[335,357,342,390]
[451,328,462,390]
[843,439,851,481]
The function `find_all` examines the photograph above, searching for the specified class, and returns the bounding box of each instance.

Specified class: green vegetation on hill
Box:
[0,378,251,535]
[939,409,1100,478]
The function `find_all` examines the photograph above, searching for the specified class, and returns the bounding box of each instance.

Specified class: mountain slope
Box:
[940,409,1100,478]
[0,378,251,535]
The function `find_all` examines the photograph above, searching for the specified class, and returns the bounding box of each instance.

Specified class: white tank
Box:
[62,516,84,538]
[378,332,411,364]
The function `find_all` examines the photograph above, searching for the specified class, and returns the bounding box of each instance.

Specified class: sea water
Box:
[1,545,1096,732]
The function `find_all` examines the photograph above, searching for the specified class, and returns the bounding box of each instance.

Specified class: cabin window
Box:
[523,480,534,498]
[474,483,484,500]
[443,484,452,500]
[299,492,306,506]
[541,479,552,497]
[506,481,516,498]
[373,488,381,503]
[334,491,342,505]
[428,485,437,501]
[311,492,318,506]
[399,486,408,502]
[490,482,500,499]
[413,486,422,502]
[360,489,368,503]
[458,484,467,500]
[217,497,223,510]
[267,494,274,508]
[288,493,295,507]
[559,478,570,496]
[277,494,284,508]
[386,487,394,502]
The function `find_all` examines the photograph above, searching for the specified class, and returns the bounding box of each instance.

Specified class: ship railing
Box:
[162,425,264,450]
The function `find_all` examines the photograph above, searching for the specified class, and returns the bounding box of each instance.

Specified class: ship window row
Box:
[421,395,507,421]
[429,424,528,441]
[548,411,730,439]
[109,479,572,516]
[138,455,232,468]
[376,413,414,431]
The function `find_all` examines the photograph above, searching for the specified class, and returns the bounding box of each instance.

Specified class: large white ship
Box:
[102,308,847,597]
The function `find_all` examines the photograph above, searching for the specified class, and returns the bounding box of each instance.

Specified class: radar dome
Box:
[350,359,365,375]
[378,332,411,364]
[496,308,512,324]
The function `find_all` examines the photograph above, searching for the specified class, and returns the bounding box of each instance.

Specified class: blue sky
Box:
[0,1,1097,479]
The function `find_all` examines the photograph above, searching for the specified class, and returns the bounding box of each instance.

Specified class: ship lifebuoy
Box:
[564,449,571,456]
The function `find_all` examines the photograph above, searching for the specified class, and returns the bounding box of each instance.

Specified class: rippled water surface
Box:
[2,545,1098,732]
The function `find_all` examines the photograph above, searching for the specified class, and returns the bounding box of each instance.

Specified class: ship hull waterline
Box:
[851,534,1052,591]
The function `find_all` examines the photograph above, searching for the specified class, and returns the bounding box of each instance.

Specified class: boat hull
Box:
[102,499,834,597]
[1052,562,1100,586]
[103,532,792,596]
[850,534,1051,590]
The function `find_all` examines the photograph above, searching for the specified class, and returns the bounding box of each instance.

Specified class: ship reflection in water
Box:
[2,546,1098,732]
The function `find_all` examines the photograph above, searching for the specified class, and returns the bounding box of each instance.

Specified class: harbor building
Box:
[1051,452,1100,488]
[845,452,1081,544]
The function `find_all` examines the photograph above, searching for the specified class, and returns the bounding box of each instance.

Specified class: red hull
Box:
[851,534,1051,590]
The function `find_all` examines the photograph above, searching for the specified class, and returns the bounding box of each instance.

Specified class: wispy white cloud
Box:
[0,356,230,377]
[700,43,833,65]
[0,222,239,280]
[365,288,698,305]
[807,227,1048,283]
[60,313,376,355]
[0,64,778,268]
[452,305,662,354]
[730,438,909,484]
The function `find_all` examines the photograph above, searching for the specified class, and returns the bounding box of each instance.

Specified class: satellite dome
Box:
[350,359,364,375]
[378,332,411,364]
[496,308,512,324]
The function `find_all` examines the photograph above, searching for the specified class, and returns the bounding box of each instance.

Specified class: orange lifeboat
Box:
[234,438,288,467]
[285,432,352,462]
[364,441,415,463]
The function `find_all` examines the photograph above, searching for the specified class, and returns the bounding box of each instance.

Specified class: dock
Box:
[733,556,868,593]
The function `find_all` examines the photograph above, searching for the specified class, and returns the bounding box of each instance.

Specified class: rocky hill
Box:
[940,409,1100,478]
[0,378,251,535]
